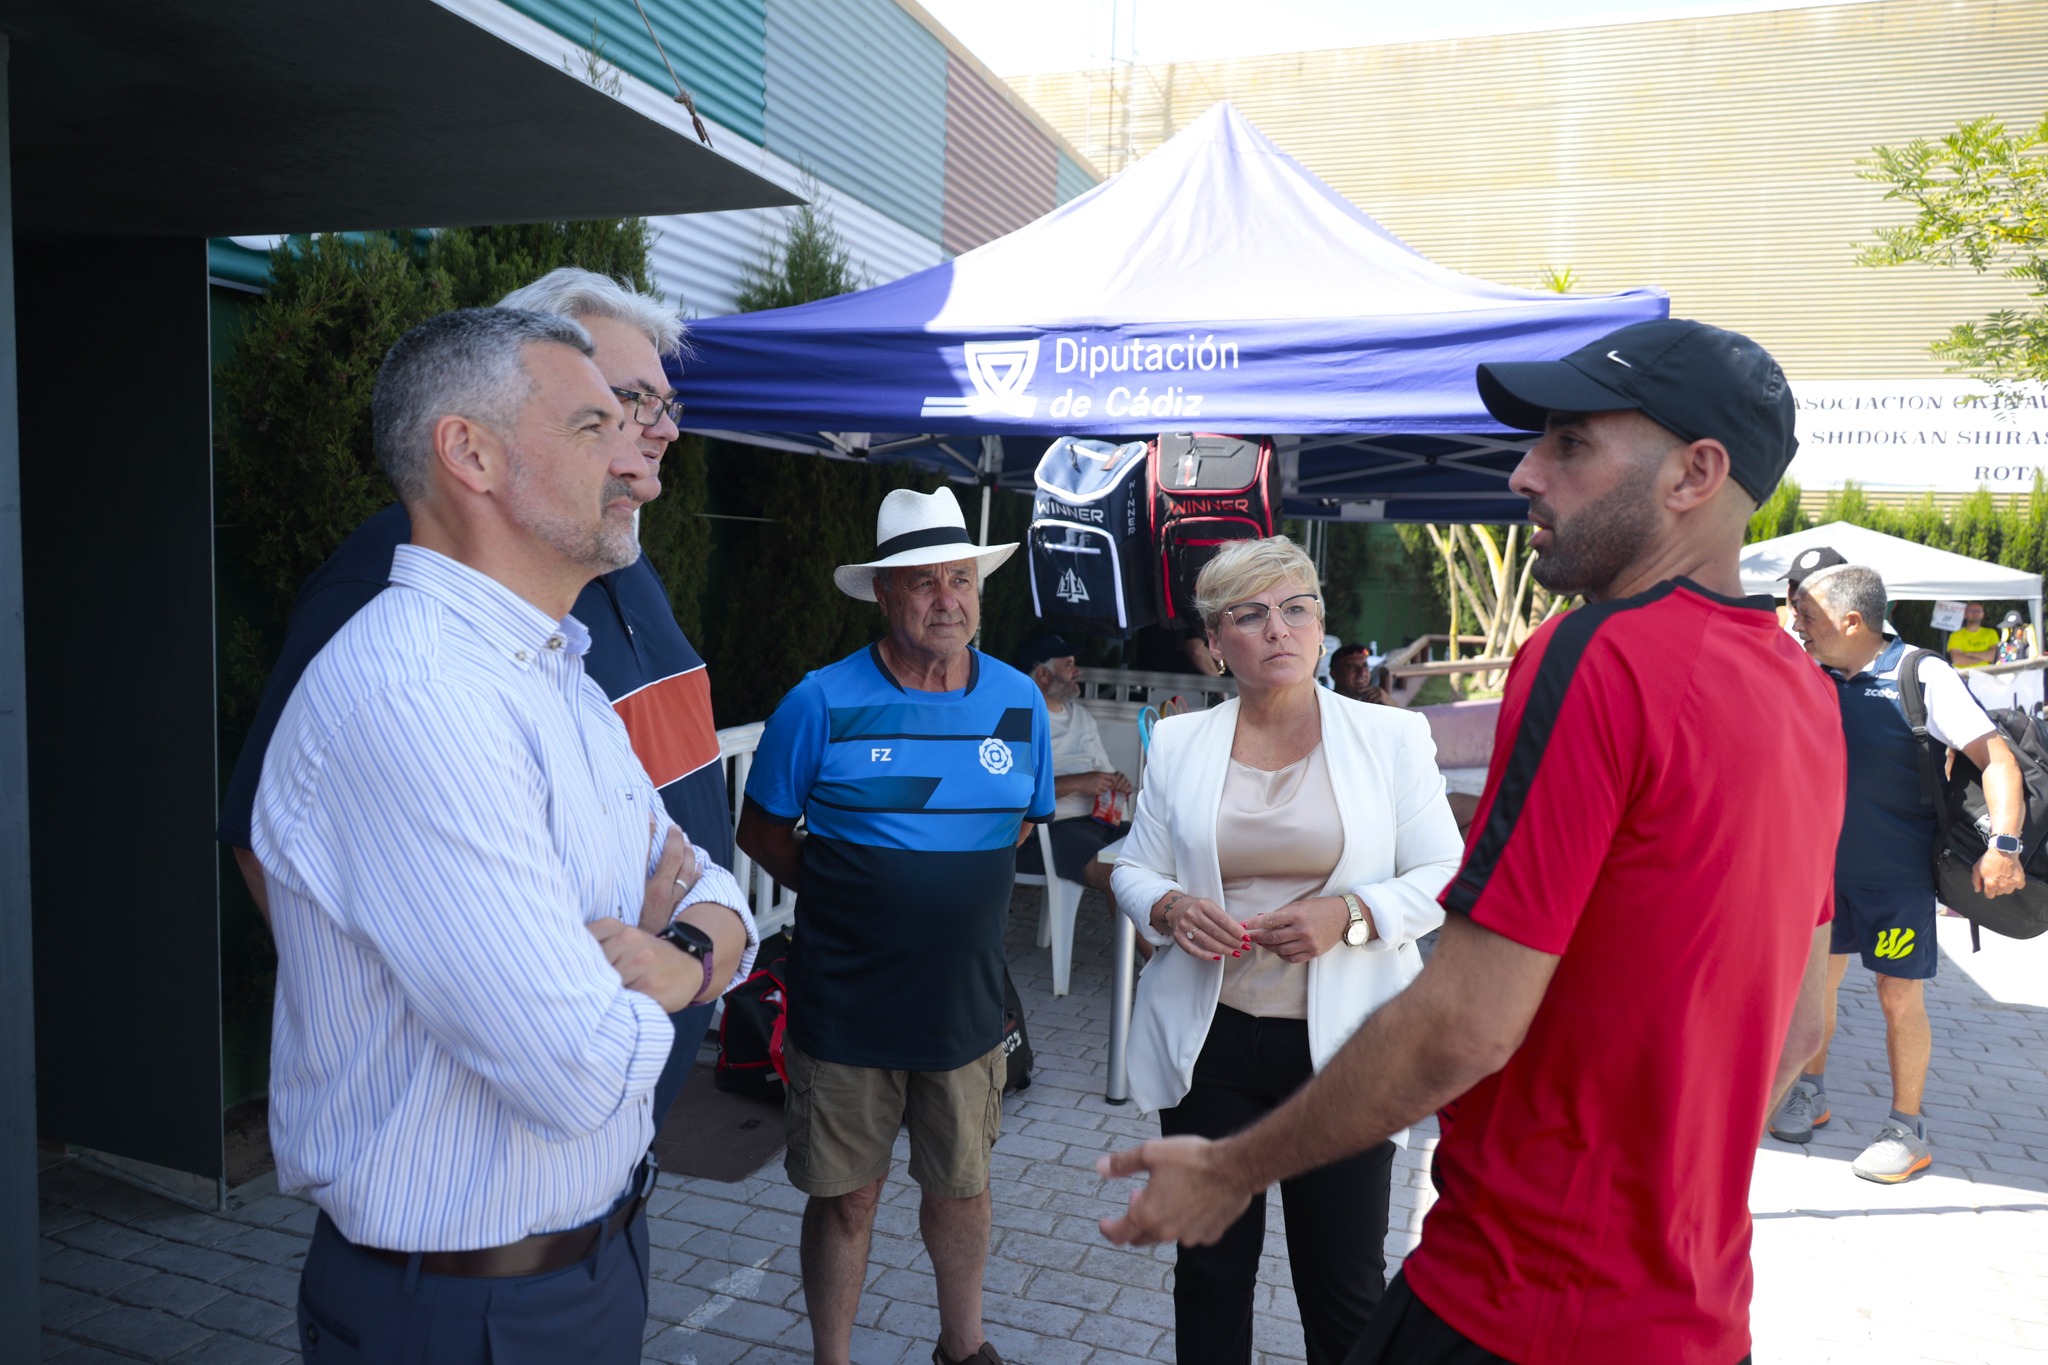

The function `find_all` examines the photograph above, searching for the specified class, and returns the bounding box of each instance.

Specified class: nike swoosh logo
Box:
[1607,351,1633,368]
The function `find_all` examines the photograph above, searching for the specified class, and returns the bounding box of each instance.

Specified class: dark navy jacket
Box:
[218,504,733,869]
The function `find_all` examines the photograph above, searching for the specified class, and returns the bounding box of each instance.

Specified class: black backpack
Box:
[1897,649,2048,949]
[1000,967,1033,1095]
[714,952,789,1099]
[1027,437,1156,637]
[716,950,1030,1097]
[1148,433,1276,633]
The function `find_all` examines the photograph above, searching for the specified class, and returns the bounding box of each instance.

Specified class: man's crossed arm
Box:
[592,824,758,1012]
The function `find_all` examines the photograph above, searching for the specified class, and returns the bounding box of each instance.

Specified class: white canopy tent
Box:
[1740,520,2043,634]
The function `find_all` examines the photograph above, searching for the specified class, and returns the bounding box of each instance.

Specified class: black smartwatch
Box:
[656,919,716,1001]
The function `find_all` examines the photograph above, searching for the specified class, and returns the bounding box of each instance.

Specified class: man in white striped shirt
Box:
[254,307,743,1362]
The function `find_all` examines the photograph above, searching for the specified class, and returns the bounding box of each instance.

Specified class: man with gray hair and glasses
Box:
[220,267,755,1132]
[254,307,742,1358]
[1776,559,2025,1181]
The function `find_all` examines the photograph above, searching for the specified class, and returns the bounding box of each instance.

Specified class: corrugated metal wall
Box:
[648,189,946,319]
[1055,151,1096,207]
[942,52,1057,255]
[1008,0,2047,379]
[764,0,949,244]
[502,0,768,145]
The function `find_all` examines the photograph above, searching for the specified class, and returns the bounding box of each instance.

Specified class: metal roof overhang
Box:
[0,0,798,238]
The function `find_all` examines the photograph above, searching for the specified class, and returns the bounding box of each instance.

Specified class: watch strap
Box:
[658,919,718,1001]
[1340,892,1367,945]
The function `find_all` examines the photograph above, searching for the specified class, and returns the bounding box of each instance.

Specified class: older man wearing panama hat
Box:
[738,486,1055,1365]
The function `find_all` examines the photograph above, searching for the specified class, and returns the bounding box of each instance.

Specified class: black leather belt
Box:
[354,1162,653,1279]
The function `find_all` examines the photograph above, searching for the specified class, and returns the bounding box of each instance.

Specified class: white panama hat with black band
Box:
[833,486,1018,601]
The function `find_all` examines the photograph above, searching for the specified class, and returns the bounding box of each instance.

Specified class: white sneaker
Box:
[1852,1120,1932,1183]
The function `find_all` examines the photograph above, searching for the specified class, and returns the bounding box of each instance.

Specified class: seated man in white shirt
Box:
[1014,631,1132,894]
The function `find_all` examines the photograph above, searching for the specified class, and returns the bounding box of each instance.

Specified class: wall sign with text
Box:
[1784,379,2048,494]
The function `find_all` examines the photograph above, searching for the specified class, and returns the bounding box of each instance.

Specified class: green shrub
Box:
[214,219,680,728]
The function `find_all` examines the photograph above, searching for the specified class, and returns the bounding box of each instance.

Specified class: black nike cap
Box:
[1781,545,1846,593]
[1476,318,1798,503]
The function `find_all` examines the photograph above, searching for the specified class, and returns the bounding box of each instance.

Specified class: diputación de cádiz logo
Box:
[978,737,1014,775]
[923,334,1244,421]
[921,341,1041,419]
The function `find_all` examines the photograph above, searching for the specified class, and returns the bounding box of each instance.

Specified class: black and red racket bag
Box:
[1148,432,1277,631]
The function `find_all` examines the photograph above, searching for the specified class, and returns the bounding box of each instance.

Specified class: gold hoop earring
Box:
[1213,655,1228,676]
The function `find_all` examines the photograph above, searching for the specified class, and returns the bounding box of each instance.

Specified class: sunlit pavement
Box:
[1743,917,2048,1364]
[36,894,2048,1362]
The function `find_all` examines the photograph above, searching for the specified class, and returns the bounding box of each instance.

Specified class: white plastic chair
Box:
[1015,822,1086,997]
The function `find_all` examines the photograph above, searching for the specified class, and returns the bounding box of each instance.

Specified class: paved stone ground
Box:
[37,890,2048,1363]
[1747,914,2048,1364]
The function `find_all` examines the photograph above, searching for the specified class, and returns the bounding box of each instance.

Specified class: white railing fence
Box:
[714,721,798,940]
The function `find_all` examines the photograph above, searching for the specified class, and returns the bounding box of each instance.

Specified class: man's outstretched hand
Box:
[1096,1137,1254,1248]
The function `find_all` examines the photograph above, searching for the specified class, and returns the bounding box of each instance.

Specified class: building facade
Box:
[1008,0,2048,497]
[213,0,1100,314]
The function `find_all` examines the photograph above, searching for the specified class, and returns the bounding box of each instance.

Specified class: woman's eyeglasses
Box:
[1219,594,1321,634]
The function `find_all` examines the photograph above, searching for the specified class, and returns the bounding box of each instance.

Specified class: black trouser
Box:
[1159,1005,1396,1365]
[1343,1272,1756,1365]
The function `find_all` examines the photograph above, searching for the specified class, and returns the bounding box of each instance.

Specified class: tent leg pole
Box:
[979,483,991,547]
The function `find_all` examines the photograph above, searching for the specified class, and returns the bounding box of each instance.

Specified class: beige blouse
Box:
[1215,744,1344,1020]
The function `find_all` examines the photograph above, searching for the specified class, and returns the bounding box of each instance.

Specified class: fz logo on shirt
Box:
[1873,927,1918,960]
[870,748,893,762]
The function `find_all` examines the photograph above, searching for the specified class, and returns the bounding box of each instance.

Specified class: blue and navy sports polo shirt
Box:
[747,646,1055,1071]
[218,503,733,868]
[1824,636,1992,893]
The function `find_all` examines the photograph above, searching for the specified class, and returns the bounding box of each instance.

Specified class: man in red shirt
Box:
[1097,318,1844,1365]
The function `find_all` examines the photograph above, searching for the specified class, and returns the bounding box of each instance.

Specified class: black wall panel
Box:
[22,236,221,1180]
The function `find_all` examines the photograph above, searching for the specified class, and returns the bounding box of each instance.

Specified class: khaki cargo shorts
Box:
[781,1036,1005,1199]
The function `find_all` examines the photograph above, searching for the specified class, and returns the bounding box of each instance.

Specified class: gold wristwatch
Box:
[1340,893,1370,947]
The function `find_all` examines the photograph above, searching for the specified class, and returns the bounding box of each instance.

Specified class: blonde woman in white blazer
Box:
[1111,537,1465,1365]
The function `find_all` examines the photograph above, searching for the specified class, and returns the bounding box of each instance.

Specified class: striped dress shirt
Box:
[254,545,754,1251]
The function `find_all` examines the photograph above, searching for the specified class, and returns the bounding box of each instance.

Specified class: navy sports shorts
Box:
[1016,817,1126,883]
[1832,884,1938,979]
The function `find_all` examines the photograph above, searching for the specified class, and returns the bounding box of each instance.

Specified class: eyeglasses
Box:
[1219,594,1322,634]
[609,386,685,428]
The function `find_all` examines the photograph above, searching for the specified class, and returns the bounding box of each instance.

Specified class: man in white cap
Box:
[737,486,1055,1365]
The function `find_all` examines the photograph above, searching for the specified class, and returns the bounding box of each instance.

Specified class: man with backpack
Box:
[1775,561,2027,1181]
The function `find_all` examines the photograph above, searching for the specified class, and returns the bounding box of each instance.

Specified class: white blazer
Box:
[1111,686,1465,1126]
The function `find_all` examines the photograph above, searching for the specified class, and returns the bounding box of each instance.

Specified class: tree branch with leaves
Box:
[1410,522,1569,693]
[1858,111,2048,384]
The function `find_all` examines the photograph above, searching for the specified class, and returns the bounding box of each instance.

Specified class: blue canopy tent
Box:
[675,103,1668,523]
